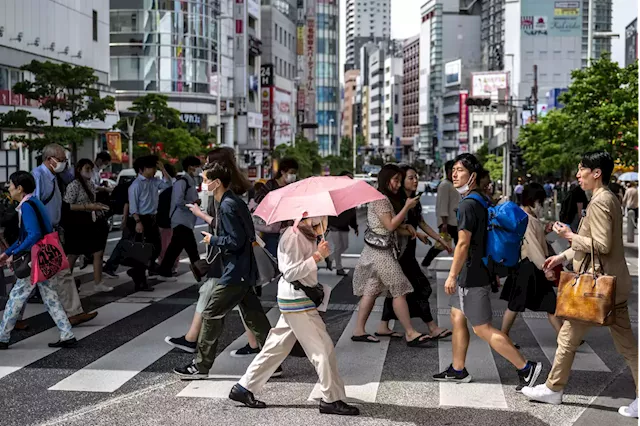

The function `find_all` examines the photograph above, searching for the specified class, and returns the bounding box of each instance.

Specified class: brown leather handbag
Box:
[555,230,616,326]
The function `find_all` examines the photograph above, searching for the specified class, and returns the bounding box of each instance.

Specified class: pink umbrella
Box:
[254,176,385,225]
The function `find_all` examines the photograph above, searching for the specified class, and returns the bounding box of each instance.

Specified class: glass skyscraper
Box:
[315,0,339,155]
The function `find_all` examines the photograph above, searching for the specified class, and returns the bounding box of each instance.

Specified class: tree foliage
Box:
[484,153,503,181]
[519,53,638,176]
[273,136,323,178]
[162,128,204,161]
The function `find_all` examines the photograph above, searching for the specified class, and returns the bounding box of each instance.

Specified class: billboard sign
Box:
[458,91,469,143]
[521,0,581,37]
[261,88,272,148]
[445,59,461,87]
[273,89,292,146]
[471,72,508,97]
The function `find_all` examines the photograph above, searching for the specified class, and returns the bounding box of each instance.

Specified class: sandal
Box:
[407,333,432,348]
[374,332,404,338]
[431,329,452,340]
[351,334,380,343]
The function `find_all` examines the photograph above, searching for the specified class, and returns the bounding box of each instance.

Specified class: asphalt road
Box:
[0,193,637,426]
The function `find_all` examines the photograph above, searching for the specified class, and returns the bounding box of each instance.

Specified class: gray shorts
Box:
[450,285,493,326]
[196,278,218,313]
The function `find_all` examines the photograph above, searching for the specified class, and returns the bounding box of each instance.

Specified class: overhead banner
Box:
[521,0,581,37]
[106,132,123,164]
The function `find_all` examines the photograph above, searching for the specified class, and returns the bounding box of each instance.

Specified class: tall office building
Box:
[315,0,340,155]
[341,69,360,139]
[345,0,391,72]
[402,36,420,154]
[481,0,505,71]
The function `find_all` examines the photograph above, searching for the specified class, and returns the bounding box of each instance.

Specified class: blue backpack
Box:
[464,192,529,276]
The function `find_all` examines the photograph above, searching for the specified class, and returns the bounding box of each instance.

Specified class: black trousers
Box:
[158,225,200,276]
[421,224,458,267]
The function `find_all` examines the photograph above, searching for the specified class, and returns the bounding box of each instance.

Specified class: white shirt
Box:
[276,227,319,300]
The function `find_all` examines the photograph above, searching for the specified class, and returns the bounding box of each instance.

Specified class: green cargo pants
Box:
[195,283,271,373]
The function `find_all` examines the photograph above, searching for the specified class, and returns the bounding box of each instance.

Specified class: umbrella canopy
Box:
[254,176,386,225]
[618,172,638,182]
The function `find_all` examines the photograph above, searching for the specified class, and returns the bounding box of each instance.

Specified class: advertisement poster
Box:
[445,59,461,87]
[458,91,469,143]
[106,132,122,163]
[521,0,581,37]
[261,88,272,148]
[471,72,508,97]
[273,89,292,146]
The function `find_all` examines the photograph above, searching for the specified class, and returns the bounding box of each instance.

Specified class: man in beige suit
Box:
[522,151,638,419]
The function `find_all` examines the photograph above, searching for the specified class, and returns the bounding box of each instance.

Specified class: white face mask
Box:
[456,173,476,195]
[285,173,297,184]
[52,158,67,174]
[81,170,93,180]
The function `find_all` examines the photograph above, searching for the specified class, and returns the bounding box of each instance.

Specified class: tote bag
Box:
[25,200,69,284]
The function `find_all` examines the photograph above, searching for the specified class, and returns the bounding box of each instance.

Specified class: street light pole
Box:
[587,0,594,62]
[352,124,358,173]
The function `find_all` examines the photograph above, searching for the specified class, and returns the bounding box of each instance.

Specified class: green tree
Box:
[273,136,323,178]
[190,127,217,151]
[12,60,115,159]
[519,53,638,174]
[484,153,503,181]
[162,128,204,162]
[0,110,47,151]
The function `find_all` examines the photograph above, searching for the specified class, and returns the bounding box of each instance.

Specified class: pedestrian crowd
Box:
[0,144,636,419]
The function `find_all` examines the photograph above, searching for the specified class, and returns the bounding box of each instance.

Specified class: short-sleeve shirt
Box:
[457,191,492,288]
[367,198,394,235]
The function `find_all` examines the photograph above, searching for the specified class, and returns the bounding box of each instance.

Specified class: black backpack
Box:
[156,177,189,229]
[0,195,19,246]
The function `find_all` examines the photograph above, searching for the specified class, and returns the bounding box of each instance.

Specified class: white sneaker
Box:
[94,282,114,293]
[619,398,639,418]
[521,384,563,405]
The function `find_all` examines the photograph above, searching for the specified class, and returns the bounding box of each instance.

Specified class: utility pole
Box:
[532,64,538,123]
[505,95,513,199]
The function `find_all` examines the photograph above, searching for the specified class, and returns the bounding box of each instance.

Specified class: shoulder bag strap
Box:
[25,199,48,238]
[42,179,57,205]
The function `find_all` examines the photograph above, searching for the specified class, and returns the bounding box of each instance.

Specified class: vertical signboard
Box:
[458,91,469,144]
[273,89,292,146]
[261,87,273,148]
[626,19,638,67]
[305,0,316,129]
[106,132,123,163]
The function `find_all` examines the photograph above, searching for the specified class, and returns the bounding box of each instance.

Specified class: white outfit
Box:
[238,227,347,403]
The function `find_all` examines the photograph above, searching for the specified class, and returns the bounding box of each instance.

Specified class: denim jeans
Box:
[0,278,74,343]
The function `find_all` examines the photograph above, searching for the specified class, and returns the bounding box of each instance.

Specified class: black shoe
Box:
[325,259,333,271]
[517,361,543,392]
[164,336,196,353]
[229,384,266,408]
[433,364,472,383]
[48,338,77,348]
[231,343,260,357]
[0,342,8,350]
[173,361,208,380]
[319,400,360,416]
[336,269,348,276]
[103,266,118,278]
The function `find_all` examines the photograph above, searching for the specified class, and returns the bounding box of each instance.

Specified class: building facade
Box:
[0,0,116,173]
[341,69,360,139]
[402,35,420,150]
[315,0,340,155]
[481,0,505,71]
[625,18,637,67]
[345,0,391,72]
[383,56,403,159]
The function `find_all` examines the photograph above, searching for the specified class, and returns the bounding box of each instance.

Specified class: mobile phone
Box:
[185,203,196,209]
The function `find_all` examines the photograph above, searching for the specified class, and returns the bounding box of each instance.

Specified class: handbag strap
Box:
[580,196,605,278]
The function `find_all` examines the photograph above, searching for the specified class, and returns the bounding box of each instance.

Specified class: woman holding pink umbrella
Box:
[351,164,432,347]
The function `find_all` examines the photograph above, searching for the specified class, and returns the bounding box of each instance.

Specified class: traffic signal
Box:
[465,98,492,107]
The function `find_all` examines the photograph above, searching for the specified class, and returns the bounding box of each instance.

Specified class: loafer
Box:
[68,312,98,326]
[229,384,266,408]
[48,338,77,348]
[319,400,359,416]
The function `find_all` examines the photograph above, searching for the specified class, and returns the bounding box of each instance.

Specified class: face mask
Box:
[456,173,476,195]
[285,173,296,184]
[81,171,93,180]
[207,180,219,192]
[52,159,67,174]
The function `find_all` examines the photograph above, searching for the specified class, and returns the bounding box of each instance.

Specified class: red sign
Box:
[261,87,273,148]
[458,90,469,143]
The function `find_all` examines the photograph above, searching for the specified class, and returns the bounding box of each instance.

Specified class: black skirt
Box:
[500,259,557,314]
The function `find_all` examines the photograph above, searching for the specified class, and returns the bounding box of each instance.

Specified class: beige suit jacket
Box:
[561,187,632,306]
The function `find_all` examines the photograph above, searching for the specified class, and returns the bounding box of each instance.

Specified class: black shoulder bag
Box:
[291,280,325,307]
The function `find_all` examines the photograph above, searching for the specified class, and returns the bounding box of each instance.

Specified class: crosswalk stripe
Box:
[309,311,391,403]
[0,279,194,381]
[176,307,281,399]
[436,277,508,409]
[48,305,197,393]
[522,316,610,372]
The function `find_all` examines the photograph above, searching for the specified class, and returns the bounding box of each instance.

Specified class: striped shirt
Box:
[277,297,316,313]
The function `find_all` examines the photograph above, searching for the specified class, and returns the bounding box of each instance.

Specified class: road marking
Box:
[0,280,194,381]
[309,311,392,403]
[49,305,196,393]
[436,278,508,409]
[177,307,281,399]
[523,316,610,372]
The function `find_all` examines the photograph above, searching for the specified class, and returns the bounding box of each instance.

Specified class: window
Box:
[93,10,98,41]
[275,24,279,42]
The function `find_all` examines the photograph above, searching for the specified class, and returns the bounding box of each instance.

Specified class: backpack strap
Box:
[465,192,489,209]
